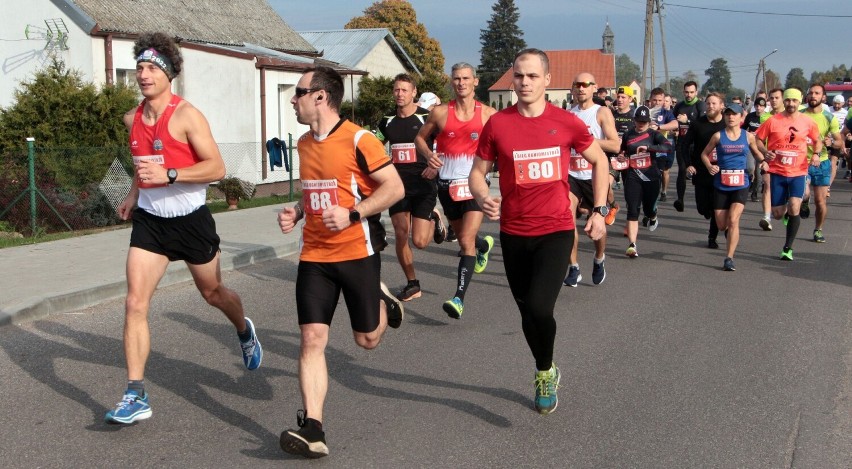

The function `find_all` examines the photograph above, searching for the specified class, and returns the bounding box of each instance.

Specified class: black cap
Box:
[754,96,766,107]
[634,105,651,122]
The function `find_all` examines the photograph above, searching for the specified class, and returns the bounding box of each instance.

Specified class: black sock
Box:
[475,235,489,253]
[237,324,253,342]
[127,380,145,395]
[455,255,476,300]
[785,214,801,248]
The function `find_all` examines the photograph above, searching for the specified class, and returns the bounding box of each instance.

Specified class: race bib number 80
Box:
[513,146,562,185]
[302,179,339,215]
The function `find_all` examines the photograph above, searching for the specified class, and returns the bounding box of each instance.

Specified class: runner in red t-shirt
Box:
[470,49,608,415]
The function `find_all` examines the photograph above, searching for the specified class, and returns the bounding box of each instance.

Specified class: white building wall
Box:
[1,0,97,107]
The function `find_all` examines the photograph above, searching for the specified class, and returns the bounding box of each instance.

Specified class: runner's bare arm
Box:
[414,105,447,169]
[469,157,499,220]
[597,107,621,154]
[700,133,721,174]
[580,140,608,241]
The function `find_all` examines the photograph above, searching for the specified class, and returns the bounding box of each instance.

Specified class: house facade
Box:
[1,0,367,186]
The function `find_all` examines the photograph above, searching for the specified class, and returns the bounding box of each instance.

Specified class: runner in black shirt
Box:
[742,96,766,201]
[681,92,726,248]
[671,80,706,211]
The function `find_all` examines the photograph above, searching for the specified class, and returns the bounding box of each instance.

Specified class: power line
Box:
[666,3,852,18]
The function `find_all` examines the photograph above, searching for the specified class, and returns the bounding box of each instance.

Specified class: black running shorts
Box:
[129,206,220,265]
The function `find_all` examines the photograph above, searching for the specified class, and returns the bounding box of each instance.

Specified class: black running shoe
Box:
[445,224,457,242]
[432,210,446,244]
[380,282,404,328]
[673,199,684,212]
[397,279,422,302]
[280,410,329,459]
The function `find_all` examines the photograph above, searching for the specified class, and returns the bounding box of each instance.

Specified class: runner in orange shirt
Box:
[755,88,822,260]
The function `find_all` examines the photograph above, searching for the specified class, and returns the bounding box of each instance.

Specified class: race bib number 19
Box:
[513,147,562,185]
[302,179,339,215]
[449,179,473,201]
[391,143,416,164]
[720,169,745,187]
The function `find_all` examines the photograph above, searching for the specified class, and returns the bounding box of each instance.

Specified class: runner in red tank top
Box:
[105,32,262,426]
[414,62,497,319]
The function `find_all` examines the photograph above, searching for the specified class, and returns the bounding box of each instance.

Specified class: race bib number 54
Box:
[513,146,562,185]
[302,179,339,215]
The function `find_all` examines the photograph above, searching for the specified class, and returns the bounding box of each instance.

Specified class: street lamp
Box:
[752,49,778,101]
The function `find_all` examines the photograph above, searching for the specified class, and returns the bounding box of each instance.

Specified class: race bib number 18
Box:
[513,147,562,185]
[720,169,745,187]
[302,179,339,215]
[391,143,416,164]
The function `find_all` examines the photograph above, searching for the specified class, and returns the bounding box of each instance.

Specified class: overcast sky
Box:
[270,0,851,95]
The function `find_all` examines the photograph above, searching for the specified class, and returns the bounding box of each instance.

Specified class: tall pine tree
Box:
[476,0,526,102]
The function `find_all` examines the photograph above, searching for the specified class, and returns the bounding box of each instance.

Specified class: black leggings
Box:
[675,142,690,200]
[623,172,660,221]
[500,230,573,370]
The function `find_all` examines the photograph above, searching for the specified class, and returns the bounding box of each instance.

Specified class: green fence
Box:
[0,143,134,236]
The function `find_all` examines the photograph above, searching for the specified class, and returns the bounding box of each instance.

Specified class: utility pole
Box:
[656,0,670,94]
[641,0,654,97]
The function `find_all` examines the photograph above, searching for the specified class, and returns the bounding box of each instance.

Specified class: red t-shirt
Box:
[754,112,820,177]
[477,104,593,236]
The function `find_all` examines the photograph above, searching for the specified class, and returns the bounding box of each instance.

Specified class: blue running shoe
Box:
[443,297,464,319]
[105,390,151,424]
[534,363,561,414]
[474,235,494,273]
[563,265,581,287]
[241,317,263,370]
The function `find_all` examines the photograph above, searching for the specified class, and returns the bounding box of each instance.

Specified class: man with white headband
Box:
[104,32,262,425]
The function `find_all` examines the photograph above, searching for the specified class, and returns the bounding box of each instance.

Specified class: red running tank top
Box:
[435,100,484,180]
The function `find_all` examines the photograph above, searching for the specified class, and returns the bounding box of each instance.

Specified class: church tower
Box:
[602,21,615,54]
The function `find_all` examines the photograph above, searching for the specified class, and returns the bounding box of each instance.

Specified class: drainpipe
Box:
[104,34,113,85]
[260,66,268,180]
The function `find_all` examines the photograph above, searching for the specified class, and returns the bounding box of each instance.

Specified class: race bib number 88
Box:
[302,179,339,215]
[513,146,562,185]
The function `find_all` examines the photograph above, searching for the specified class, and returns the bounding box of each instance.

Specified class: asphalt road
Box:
[1,183,851,467]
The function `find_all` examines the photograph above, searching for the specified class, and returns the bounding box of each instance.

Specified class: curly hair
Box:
[133,32,183,78]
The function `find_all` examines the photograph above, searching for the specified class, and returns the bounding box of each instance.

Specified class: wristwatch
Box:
[167,168,178,184]
[349,209,361,223]
[592,205,609,217]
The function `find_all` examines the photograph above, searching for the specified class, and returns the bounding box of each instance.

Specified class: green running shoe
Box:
[474,235,494,273]
[534,363,561,414]
[443,296,464,319]
[813,229,825,243]
[780,247,793,261]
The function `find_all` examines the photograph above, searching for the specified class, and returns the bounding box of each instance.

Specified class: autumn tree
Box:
[346,0,445,79]
[758,69,783,94]
[810,64,850,85]
[663,70,699,101]
[476,0,526,101]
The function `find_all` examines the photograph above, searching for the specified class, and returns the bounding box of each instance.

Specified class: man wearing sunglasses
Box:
[414,62,498,320]
[563,73,621,287]
[277,66,405,458]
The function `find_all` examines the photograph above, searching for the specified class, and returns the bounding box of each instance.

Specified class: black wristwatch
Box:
[167,168,178,184]
[592,205,609,217]
[349,209,361,223]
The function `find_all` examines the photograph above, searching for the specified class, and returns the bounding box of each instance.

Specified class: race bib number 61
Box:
[513,146,562,185]
[391,143,416,164]
[301,179,339,215]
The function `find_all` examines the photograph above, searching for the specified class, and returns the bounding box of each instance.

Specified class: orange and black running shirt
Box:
[298,119,392,262]
[755,113,820,177]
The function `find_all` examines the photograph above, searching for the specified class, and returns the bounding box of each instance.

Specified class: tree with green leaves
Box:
[0,59,137,154]
[346,0,445,79]
[784,67,809,91]
[810,64,850,85]
[700,58,733,96]
[615,54,640,87]
[476,0,526,101]
[663,70,699,101]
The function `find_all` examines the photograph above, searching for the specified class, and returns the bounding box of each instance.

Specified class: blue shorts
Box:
[769,174,806,207]
[807,159,832,186]
[656,153,675,170]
